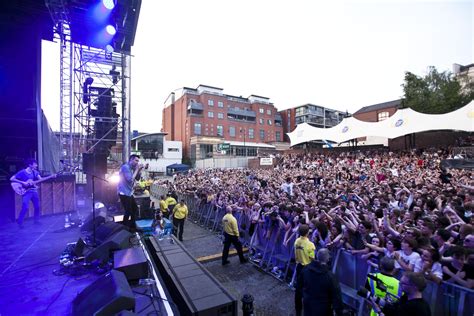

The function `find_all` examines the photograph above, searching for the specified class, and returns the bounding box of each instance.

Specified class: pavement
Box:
[180,219,295,316]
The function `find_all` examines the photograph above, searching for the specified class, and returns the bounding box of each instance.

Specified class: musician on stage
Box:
[118,154,144,232]
[10,159,43,228]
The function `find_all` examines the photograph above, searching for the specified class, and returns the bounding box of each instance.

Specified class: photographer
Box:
[370,272,431,316]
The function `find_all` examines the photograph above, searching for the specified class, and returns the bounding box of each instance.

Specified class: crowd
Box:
[163,148,473,292]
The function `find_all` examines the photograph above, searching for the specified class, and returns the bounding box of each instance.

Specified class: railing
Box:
[149,184,474,316]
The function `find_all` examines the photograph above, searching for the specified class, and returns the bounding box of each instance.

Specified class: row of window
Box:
[193,123,281,141]
[207,99,273,115]
[207,111,278,125]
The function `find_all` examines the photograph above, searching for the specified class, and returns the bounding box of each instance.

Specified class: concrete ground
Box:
[180,219,295,316]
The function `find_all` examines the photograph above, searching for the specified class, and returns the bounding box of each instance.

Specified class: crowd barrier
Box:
[149,184,474,316]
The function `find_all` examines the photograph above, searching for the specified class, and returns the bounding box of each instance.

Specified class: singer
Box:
[118,154,144,231]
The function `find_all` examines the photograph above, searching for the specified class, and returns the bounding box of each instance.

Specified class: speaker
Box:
[85,230,132,263]
[114,247,148,281]
[72,270,135,316]
[83,153,108,177]
[96,221,128,243]
[80,213,106,233]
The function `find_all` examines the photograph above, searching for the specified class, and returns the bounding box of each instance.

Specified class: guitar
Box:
[11,172,61,196]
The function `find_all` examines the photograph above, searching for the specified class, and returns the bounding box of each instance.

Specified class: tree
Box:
[401,66,474,114]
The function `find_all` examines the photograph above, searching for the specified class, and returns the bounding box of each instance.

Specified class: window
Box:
[217,125,223,137]
[259,118,264,125]
[208,111,214,118]
[268,119,272,125]
[208,99,214,106]
[259,129,265,139]
[217,112,224,119]
[229,126,236,137]
[249,128,254,139]
[259,108,264,114]
[218,101,224,108]
[168,148,179,152]
[194,123,202,135]
[267,109,271,115]
[378,111,389,121]
[275,131,281,141]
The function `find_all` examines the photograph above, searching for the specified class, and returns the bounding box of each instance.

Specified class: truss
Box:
[45,0,131,173]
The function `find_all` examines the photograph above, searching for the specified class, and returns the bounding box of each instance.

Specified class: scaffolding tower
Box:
[45,0,131,175]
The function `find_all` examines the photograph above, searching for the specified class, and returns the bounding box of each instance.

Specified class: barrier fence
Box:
[149,184,473,316]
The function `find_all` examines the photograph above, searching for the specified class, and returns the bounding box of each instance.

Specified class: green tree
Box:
[401,66,474,114]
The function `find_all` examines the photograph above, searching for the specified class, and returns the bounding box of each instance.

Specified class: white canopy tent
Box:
[287,101,474,146]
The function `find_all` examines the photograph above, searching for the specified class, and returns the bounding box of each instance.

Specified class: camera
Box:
[357,287,388,308]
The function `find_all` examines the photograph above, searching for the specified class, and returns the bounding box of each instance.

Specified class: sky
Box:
[42,0,473,133]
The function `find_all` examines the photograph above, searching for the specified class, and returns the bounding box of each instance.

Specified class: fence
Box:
[149,184,474,316]
[194,157,249,169]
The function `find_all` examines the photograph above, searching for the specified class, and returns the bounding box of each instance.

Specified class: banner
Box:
[260,157,273,166]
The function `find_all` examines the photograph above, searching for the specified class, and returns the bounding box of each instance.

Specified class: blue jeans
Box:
[18,190,40,224]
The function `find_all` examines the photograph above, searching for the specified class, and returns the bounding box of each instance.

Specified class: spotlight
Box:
[102,0,115,10]
[106,25,116,36]
[105,44,114,53]
[109,173,120,184]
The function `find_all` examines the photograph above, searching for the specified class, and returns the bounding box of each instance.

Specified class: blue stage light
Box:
[106,25,116,36]
[103,0,115,10]
[105,44,114,53]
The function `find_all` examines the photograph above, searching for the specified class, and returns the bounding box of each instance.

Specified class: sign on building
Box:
[260,157,273,166]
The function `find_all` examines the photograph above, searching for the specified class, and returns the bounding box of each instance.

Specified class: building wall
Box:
[353,106,398,122]
[163,86,284,159]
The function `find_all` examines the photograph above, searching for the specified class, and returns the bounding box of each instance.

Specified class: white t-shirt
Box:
[281,182,294,196]
[395,250,421,269]
[414,260,443,279]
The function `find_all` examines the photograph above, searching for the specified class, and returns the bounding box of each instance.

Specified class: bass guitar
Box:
[11,172,61,196]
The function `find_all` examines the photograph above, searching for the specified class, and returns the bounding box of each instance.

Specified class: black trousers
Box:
[173,217,185,241]
[119,194,138,231]
[295,263,304,316]
[222,232,245,263]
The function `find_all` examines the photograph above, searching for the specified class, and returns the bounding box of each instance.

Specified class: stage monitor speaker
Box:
[82,153,108,177]
[114,247,148,281]
[85,230,132,263]
[72,270,135,316]
[96,221,128,243]
[80,213,106,233]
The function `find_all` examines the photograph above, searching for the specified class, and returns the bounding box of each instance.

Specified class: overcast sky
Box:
[42,0,473,133]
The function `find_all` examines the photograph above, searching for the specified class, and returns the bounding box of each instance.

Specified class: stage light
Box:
[105,44,114,53]
[102,0,115,10]
[106,25,116,36]
[109,173,120,184]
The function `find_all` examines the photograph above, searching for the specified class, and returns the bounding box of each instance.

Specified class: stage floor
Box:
[0,214,170,316]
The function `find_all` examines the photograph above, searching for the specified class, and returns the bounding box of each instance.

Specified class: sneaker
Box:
[222,260,230,266]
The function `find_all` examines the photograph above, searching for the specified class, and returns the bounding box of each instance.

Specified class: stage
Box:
[0,213,294,315]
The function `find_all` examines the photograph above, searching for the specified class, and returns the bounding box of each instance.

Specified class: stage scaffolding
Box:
[45,0,131,178]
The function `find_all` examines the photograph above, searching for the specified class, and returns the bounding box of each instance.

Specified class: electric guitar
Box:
[11,172,61,196]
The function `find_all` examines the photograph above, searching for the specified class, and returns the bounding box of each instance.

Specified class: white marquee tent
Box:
[287,101,474,146]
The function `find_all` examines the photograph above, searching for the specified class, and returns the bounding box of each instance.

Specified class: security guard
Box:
[294,224,315,316]
[159,195,168,218]
[222,206,247,265]
[171,199,188,241]
[165,193,177,215]
[366,257,402,316]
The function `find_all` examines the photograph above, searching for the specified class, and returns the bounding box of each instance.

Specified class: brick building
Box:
[162,85,285,161]
[352,99,401,122]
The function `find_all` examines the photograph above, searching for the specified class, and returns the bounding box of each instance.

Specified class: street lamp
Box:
[240,127,246,156]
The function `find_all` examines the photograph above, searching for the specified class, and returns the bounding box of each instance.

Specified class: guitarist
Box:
[10,159,42,228]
